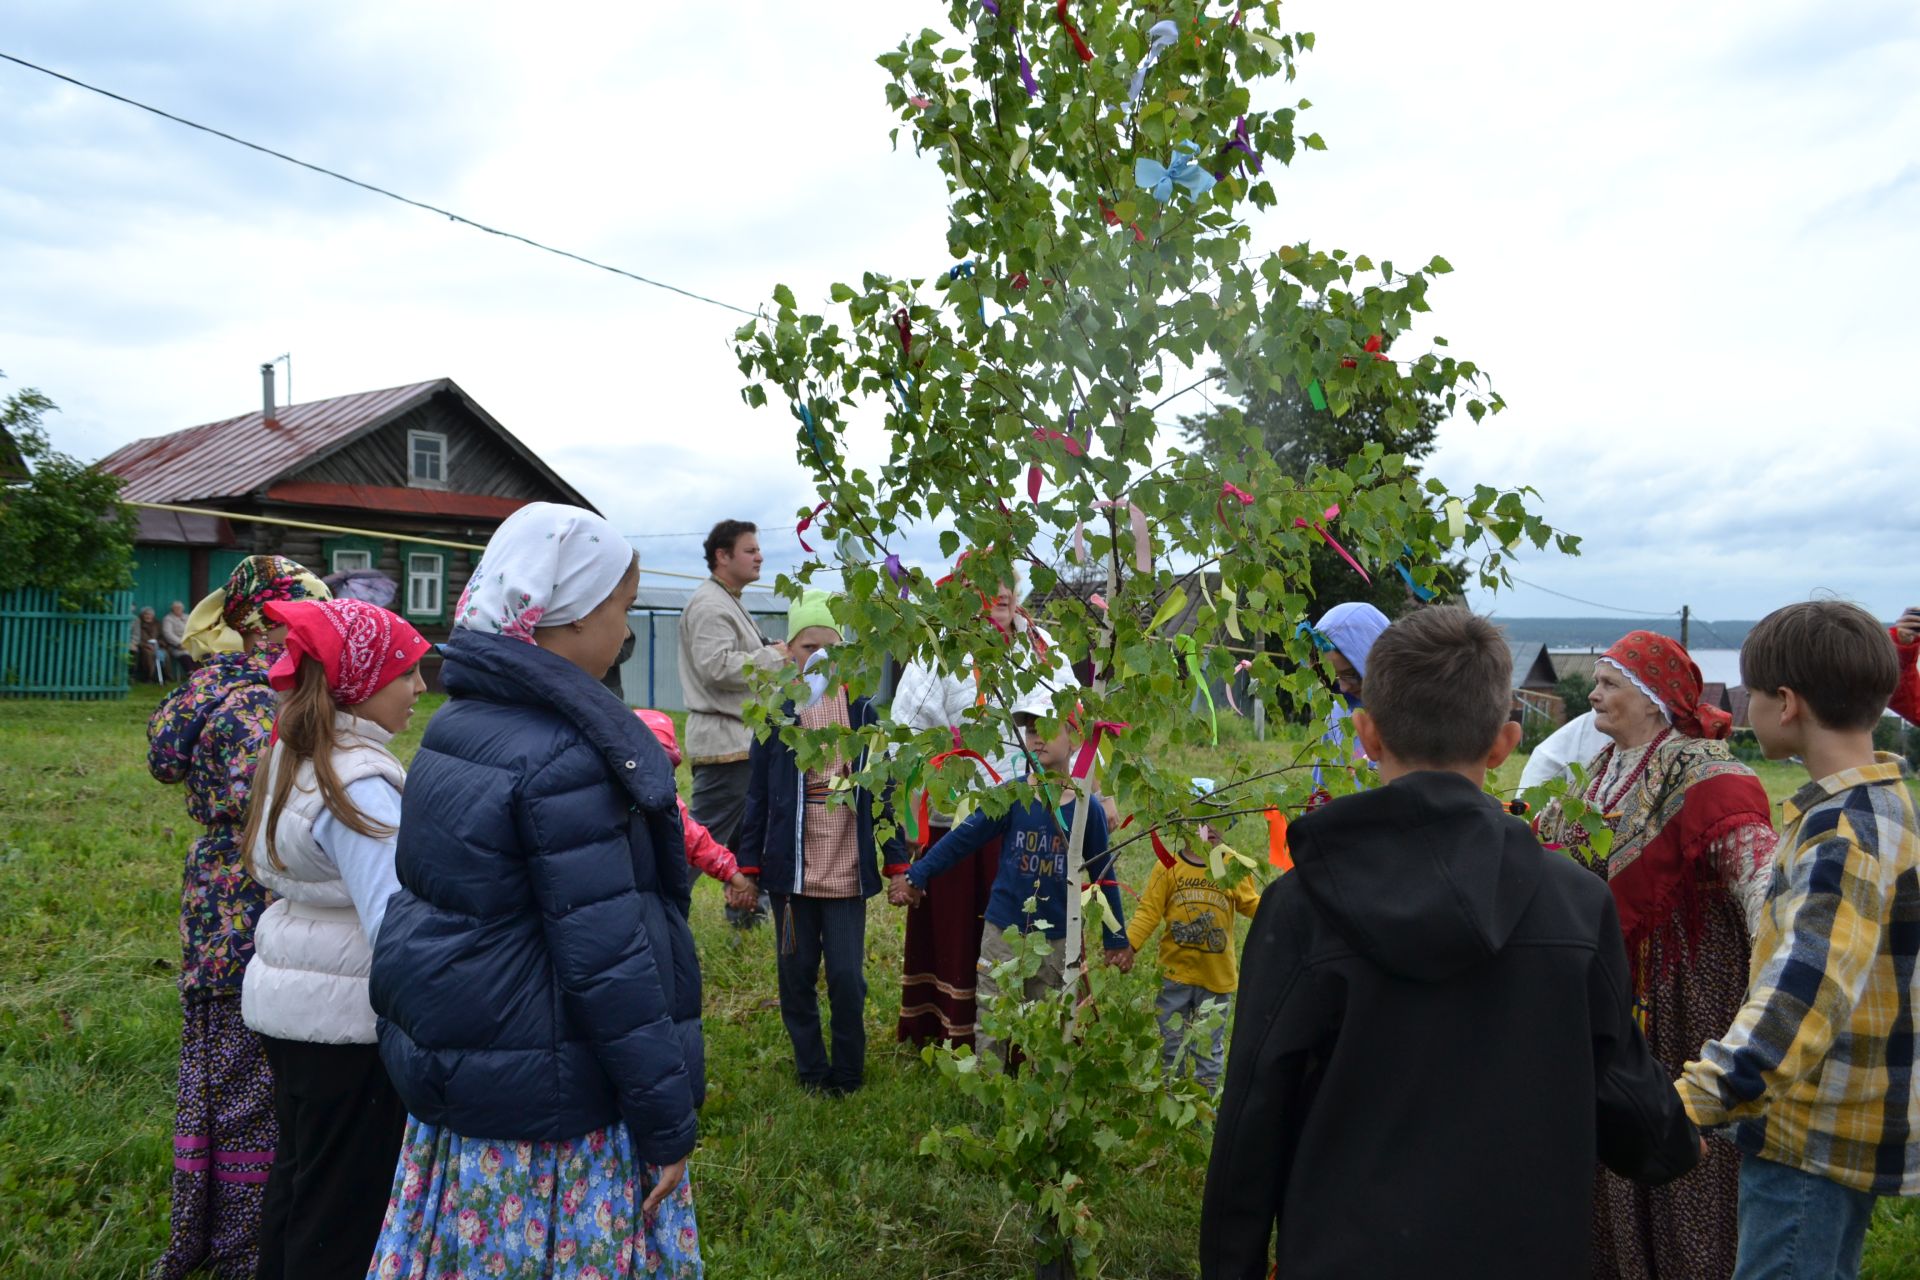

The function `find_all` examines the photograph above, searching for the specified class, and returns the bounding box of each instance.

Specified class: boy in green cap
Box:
[735,590,909,1094]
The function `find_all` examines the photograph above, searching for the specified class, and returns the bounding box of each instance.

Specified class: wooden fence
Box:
[0,588,134,700]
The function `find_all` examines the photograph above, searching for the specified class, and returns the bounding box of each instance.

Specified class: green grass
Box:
[0,692,1914,1278]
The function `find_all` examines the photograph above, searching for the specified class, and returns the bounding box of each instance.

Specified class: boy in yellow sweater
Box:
[1121,779,1262,1088]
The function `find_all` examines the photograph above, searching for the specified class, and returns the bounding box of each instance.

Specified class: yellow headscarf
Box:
[183,555,330,659]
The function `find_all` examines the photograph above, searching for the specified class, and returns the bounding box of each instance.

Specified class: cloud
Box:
[1,0,1914,617]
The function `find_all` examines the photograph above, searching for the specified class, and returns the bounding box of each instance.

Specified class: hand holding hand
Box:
[1896,607,1920,645]
[725,874,758,912]
[1104,945,1135,973]
[887,873,917,907]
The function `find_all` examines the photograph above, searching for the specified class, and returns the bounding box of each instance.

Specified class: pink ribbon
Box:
[1071,521,1089,565]
[1088,592,1108,611]
[1224,658,1253,714]
[1217,479,1254,525]
[1097,499,1151,573]
[1295,503,1370,583]
[1070,720,1129,780]
[796,501,829,553]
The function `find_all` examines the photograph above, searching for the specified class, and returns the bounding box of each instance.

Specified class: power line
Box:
[0,51,762,319]
[1504,574,1677,618]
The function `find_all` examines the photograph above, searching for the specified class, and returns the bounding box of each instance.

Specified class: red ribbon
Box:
[1099,199,1147,244]
[1028,427,1088,503]
[1295,503,1371,583]
[916,748,1005,851]
[1055,0,1094,62]
[1150,828,1177,869]
[893,308,912,359]
[796,501,829,553]
[1340,333,1392,369]
[1069,720,1129,780]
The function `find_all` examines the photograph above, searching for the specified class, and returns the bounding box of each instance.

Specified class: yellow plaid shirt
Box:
[1676,754,1920,1194]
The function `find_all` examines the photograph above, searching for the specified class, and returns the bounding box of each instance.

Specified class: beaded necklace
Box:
[1585,727,1675,819]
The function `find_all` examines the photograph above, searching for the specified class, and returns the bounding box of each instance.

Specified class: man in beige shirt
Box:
[678,519,787,927]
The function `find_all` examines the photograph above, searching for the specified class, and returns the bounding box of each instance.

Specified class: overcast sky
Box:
[3,1,1915,623]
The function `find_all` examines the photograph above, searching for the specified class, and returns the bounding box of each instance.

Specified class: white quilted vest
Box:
[240,714,407,1045]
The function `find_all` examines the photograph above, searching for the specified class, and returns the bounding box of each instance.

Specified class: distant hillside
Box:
[1490,617,1755,650]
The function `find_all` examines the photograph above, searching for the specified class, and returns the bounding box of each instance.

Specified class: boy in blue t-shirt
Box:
[895,706,1129,1062]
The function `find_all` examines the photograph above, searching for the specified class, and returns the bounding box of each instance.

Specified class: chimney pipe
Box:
[261,362,276,423]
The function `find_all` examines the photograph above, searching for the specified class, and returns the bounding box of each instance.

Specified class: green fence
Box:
[0,588,135,700]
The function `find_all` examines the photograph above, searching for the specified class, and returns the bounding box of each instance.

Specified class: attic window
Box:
[408,430,446,486]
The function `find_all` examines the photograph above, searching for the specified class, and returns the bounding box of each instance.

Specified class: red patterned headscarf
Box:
[1600,630,1732,740]
[264,599,431,706]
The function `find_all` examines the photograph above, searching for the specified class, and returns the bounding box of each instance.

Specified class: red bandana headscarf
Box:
[1600,630,1731,740]
[264,599,431,706]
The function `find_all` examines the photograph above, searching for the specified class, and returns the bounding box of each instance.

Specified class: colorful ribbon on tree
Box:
[913,747,1005,851]
[1215,115,1261,179]
[1055,0,1094,62]
[893,307,913,359]
[1178,634,1218,744]
[792,401,829,468]
[1126,20,1181,114]
[1217,479,1254,525]
[1136,141,1217,202]
[1223,658,1253,714]
[1027,426,1087,502]
[1069,719,1129,780]
[795,501,830,553]
[1096,499,1152,573]
[1099,199,1147,243]
[1265,808,1293,870]
[884,553,910,599]
[1295,504,1370,583]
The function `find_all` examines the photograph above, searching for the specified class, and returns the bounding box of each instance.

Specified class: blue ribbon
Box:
[1393,559,1437,602]
[1135,141,1217,203]
[792,401,829,468]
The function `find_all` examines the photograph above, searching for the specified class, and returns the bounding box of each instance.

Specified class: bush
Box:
[1873,716,1920,770]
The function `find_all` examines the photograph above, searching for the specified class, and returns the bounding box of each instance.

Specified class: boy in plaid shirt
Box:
[1678,601,1920,1279]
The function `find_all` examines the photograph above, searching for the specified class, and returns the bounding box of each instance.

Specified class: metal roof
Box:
[99,380,442,502]
[97,378,594,512]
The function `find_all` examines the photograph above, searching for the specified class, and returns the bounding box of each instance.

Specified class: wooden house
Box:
[98,373,595,648]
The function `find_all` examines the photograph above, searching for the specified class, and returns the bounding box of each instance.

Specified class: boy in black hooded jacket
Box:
[1200,607,1701,1279]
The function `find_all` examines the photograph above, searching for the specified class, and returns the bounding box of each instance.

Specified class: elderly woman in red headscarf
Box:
[1536,631,1776,1280]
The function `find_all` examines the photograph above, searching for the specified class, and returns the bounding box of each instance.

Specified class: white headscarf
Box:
[454,502,635,644]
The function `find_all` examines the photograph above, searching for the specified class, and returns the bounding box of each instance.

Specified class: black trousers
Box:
[256,1036,408,1280]
[772,893,869,1091]
[692,759,770,926]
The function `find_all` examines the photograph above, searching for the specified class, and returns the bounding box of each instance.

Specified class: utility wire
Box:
[1504,574,1677,618]
[0,51,762,319]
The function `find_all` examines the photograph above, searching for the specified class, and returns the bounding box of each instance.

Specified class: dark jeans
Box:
[771,893,868,1091]
[256,1037,407,1280]
[690,759,768,927]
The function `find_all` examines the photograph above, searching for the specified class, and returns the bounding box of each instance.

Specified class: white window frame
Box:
[331,549,374,574]
[407,430,447,487]
[407,552,444,617]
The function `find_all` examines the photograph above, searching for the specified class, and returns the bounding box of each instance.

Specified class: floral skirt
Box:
[365,1118,701,1280]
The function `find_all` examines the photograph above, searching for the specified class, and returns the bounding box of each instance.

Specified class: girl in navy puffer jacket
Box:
[367,504,704,1279]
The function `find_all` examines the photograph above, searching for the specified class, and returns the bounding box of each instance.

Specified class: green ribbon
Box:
[900,762,924,846]
[1307,379,1328,411]
[1180,634,1218,745]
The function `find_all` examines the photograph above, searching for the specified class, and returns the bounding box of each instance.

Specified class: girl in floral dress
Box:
[367,503,702,1280]
[147,555,329,1278]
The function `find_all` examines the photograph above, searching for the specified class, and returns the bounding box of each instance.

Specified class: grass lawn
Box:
[1,690,1915,1278]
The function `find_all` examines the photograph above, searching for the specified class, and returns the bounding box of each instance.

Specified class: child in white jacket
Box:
[237,598,430,1280]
